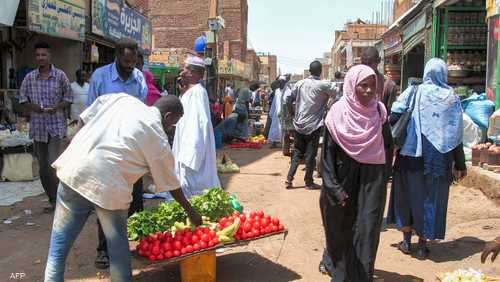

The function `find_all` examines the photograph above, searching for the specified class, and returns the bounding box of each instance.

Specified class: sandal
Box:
[285,181,293,189]
[397,241,411,255]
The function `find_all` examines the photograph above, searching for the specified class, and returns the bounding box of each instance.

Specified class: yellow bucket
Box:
[179,251,216,282]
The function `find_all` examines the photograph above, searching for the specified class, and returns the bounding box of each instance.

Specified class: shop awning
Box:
[387,0,428,31]
[0,0,20,26]
[402,30,426,55]
[434,0,461,8]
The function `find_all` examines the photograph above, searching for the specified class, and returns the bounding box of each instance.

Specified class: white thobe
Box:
[173,83,221,198]
[268,88,283,142]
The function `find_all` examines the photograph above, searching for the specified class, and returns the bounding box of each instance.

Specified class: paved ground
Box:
[1,145,499,281]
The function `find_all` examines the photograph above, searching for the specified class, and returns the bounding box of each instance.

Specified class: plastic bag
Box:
[462,113,483,148]
[462,93,495,130]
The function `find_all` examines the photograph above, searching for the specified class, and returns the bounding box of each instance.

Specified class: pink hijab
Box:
[325,65,387,164]
[144,70,161,106]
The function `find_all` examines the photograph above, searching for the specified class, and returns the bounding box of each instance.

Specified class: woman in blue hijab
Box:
[386,58,467,259]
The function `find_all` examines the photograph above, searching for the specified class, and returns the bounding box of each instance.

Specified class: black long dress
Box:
[320,124,392,282]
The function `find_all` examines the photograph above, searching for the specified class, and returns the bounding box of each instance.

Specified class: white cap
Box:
[186,55,206,67]
[278,75,286,80]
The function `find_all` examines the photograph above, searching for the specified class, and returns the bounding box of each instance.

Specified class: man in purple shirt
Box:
[19,42,72,212]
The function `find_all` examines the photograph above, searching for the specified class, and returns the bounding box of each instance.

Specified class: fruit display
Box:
[437,268,496,282]
[249,135,266,144]
[127,188,234,241]
[227,141,263,149]
[134,210,286,262]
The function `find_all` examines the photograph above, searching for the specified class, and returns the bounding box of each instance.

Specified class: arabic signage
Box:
[28,0,85,41]
[149,48,189,67]
[92,0,152,53]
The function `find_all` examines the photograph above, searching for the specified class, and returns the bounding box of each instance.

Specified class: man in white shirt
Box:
[173,56,221,198]
[69,69,90,121]
[44,94,202,282]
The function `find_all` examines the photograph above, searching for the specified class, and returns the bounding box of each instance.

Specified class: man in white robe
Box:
[173,56,221,198]
[268,78,286,145]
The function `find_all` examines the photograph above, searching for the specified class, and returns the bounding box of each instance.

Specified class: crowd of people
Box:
[13,36,500,282]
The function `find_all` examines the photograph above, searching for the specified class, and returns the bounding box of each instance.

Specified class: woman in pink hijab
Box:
[144,70,162,106]
[319,65,392,282]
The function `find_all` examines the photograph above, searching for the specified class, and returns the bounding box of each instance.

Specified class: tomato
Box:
[148,254,156,261]
[155,231,163,241]
[241,232,247,240]
[239,214,247,223]
[209,230,217,239]
[203,227,211,234]
[213,237,220,245]
[252,229,260,237]
[193,243,201,251]
[181,248,187,255]
[271,225,278,232]
[184,230,193,238]
[195,229,204,237]
[254,216,261,223]
[253,221,261,229]
[138,249,144,256]
[185,245,193,253]
[200,241,208,249]
[161,242,172,251]
[140,241,149,252]
[191,235,200,243]
[233,210,241,217]
[257,211,264,217]
[157,254,164,261]
[151,245,161,256]
[219,217,228,227]
[261,218,270,227]
[173,240,183,251]
[224,221,233,228]
[278,224,284,231]
[201,233,210,243]
[243,222,252,232]
[265,226,272,234]
[147,235,155,243]
[182,237,191,246]
[208,240,215,247]
[235,234,241,240]
[173,250,181,257]
[271,217,280,226]
[165,250,173,259]
[250,211,257,218]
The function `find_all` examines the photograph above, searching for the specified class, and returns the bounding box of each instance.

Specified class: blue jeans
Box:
[44,183,131,282]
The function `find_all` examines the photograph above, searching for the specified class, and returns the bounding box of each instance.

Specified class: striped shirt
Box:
[19,65,72,142]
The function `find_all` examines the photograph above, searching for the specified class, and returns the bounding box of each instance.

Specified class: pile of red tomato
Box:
[136,226,220,261]
[220,210,284,241]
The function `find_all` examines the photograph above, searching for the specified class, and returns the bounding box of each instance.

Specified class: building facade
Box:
[258,53,277,85]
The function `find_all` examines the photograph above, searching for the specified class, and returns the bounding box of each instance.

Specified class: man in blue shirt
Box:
[86,38,148,270]
[86,39,147,106]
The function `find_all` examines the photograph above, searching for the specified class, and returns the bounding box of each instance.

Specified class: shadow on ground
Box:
[427,236,485,263]
[375,269,424,282]
[131,251,301,282]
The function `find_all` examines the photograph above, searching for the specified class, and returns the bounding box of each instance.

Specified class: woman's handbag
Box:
[391,85,418,149]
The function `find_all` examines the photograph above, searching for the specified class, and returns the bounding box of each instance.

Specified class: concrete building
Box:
[258,53,277,85]
[246,49,260,81]
[394,0,420,20]
[331,19,387,72]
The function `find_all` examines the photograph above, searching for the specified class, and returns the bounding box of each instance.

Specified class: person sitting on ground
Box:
[44,94,202,282]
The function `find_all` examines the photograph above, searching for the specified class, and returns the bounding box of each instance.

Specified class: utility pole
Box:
[206,0,219,103]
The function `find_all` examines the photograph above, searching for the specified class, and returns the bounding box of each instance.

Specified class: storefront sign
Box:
[0,0,20,26]
[149,48,188,67]
[383,27,402,50]
[28,0,85,41]
[402,12,426,43]
[92,0,152,53]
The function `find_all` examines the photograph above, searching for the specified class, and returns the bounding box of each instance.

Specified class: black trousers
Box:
[33,137,63,207]
[287,128,321,186]
[97,178,144,253]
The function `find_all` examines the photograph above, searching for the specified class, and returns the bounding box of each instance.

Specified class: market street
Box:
[1,143,499,282]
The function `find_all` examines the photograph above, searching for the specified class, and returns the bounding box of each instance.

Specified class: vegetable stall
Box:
[127,188,287,281]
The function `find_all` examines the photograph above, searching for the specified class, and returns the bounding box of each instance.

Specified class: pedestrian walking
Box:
[268,78,286,146]
[263,80,280,139]
[386,58,467,260]
[172,56,221,199]
[86,38,148,269]
[19,41,73,213]
[319,65,391,281]
[361,47,399,112]
[70,69,89,122]
[280,80,296,157]
[44,94,202,282]
[285,61,336,190]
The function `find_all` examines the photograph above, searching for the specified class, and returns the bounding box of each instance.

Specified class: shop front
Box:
[432,0,488,97]
[383,26,403,85]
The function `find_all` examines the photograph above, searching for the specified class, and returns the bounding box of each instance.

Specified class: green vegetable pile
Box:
[128,188,235,241]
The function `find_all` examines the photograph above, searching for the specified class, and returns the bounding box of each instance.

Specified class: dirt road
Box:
[1,145,499,281]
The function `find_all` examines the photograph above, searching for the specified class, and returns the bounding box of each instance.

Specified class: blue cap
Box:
[194,35,207,53]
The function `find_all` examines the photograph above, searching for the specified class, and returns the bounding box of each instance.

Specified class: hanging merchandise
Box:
[91,43,99,63]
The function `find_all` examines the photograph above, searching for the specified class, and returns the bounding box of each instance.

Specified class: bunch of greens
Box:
[127,188,234,240]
